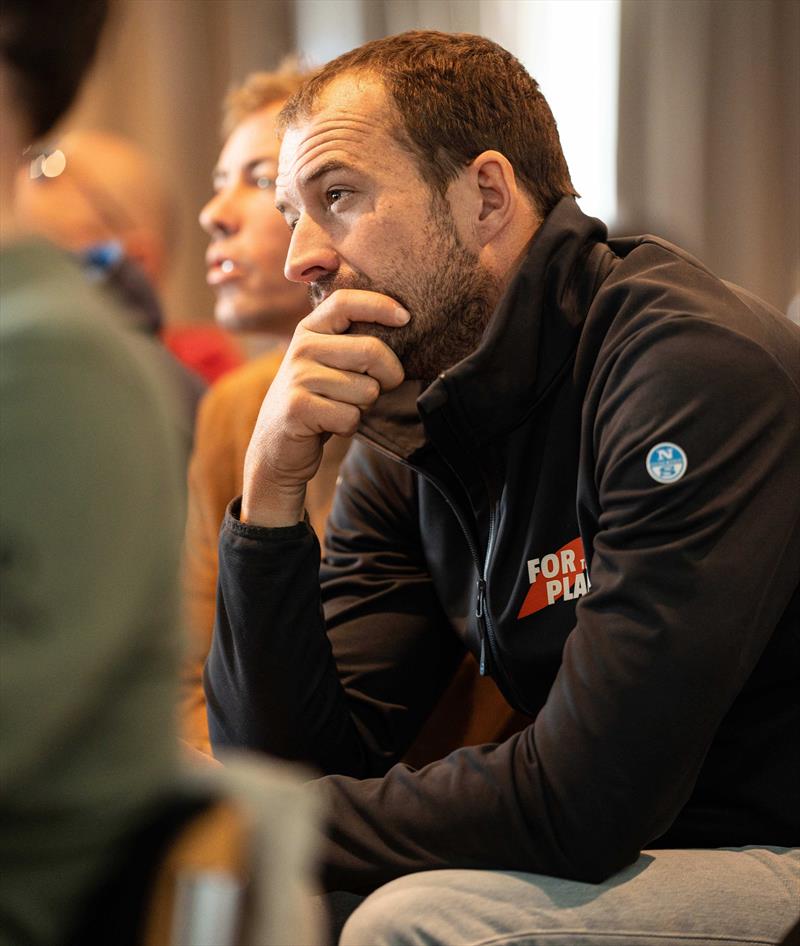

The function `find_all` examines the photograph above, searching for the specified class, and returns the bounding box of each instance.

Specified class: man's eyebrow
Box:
[212,157,276,186]
[276,159,356,214]
[300,159,353,188]
[243,156,277,172]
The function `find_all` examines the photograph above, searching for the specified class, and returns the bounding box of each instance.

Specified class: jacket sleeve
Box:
[204,442,464,775]
[314,320,800,892]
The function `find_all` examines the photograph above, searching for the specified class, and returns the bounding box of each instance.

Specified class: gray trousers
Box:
[340,847,800,946]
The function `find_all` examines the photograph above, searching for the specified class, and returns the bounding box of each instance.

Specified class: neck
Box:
[486,211,541,297]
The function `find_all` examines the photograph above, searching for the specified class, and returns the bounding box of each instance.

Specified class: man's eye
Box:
[326,188,350,206]
[255,175,275,191]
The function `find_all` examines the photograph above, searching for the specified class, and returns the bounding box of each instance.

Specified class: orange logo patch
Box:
[518,536,590,619]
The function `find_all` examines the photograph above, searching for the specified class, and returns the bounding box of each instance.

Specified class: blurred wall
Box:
[60,0,799,324]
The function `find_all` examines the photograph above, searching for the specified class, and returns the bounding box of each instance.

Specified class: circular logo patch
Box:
[646,442,687,484]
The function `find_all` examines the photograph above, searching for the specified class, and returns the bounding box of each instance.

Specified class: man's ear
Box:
[470,150,517,246]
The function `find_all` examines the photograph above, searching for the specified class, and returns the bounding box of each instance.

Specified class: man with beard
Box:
[205,31,800,946]
[188,65,523,761]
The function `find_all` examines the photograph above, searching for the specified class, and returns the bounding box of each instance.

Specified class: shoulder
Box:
[212,347,286,398]
[591,239,800,400]
[582,246,800,487]
[198,348,286,418]
[1,243,184,538]
[190,348,288,479]
[1,242,178,430]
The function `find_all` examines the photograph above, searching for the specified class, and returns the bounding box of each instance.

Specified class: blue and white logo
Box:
[646,442,687,484]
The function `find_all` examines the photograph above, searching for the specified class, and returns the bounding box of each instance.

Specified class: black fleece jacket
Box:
[206,199,800,892]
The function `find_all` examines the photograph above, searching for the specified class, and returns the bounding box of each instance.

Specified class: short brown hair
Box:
[278,31,578,218]
[221,58,316,138]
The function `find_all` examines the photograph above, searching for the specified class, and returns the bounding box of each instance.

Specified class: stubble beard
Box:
[308,206,500,381]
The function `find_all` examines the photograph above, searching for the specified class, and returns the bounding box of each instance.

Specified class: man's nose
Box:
[284,214,338,283]
[198,189,239,238]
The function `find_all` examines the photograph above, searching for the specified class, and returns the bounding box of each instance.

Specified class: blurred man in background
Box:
[14,129,206,460]
[183,65,347,755]
[0,1,187,942]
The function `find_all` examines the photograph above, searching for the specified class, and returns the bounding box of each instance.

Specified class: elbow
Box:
[540,824,642,884]
[564,845,640,884]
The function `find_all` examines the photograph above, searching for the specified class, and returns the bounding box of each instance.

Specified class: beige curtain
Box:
[618,0,800,313]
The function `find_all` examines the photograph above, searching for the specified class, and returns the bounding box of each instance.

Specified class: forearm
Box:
[316,725,634,895]
[205,500,372,775]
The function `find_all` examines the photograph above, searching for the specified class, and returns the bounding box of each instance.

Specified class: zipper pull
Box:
[476,578,490,676]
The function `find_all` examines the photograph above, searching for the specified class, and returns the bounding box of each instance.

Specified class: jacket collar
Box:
[357,199,614,460]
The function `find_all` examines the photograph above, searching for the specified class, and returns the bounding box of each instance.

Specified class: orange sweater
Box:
[180,348,350,754]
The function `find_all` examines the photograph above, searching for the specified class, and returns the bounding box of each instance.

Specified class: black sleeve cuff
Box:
[223,495,313,540]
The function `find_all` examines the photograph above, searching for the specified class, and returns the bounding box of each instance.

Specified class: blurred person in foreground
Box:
[185,66,525,760]
[0,2,186,943]
[205,31,800,946]
[14,128,207,458]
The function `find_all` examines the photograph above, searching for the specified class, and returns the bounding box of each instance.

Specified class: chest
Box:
[416,374,591,714]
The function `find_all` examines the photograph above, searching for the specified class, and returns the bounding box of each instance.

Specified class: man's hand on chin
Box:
[241,288,407,528]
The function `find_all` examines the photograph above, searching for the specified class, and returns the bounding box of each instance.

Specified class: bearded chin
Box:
[345,318,418,369]
[308,225,499,379]
[349,295,497,382]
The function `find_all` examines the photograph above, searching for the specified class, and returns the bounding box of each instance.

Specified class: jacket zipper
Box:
[417,465,523,705]
[411,464,499,678]
[475,578,489,674]
[362,439,521,705]
[476,487,522,706]
[479,502,498,676]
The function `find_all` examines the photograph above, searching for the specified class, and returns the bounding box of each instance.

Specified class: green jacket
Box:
[1,240,184,946]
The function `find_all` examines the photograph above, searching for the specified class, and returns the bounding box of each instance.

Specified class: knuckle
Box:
[363,375,380,401]
[362,334,383,356]
[284,389,307,422]
[358,336,385,368]
[339,405,361,436]
[292,332,314,360]
[294,316,316,339]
